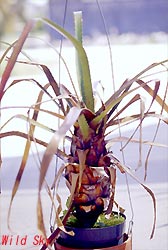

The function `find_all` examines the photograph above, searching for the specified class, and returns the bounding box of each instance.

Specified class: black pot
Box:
[57,213,126,249]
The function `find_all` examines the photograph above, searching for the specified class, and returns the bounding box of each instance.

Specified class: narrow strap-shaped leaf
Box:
[77,149,88,190]
[120,80,165,154]
[91,67,167,127]
[39,17,94,112]
[106,136,168,148]
[37,107,81,237]
[78,114,90,141]
[49,164,75,236]
[40,64,66,115]
[1,114,56,133]
[106,167,116,215]
[144,80,168,180]
[97,59,168,121]
[38,107,81,191]
[7,82,46,229]
[111,156,156,239]
[0,20,34,101]
[91,82,142,127]
[60,84,79,107]
[0,40,18,64]
[137,79,168,113]
[39,189,75,250]
[0,131,69,162]
[74,11,84,104]
[10,48,81,105]
[106,94,141,127]
[96,79,130,117]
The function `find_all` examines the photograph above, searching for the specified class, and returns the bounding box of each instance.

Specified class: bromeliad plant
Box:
[0,11,168,249]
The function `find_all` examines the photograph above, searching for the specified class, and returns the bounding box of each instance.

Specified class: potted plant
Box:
[0,11,167,250]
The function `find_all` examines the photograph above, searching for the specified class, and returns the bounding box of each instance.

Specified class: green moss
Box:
[93,213,125,228]
[65,214,79,227]
[65,212,125,228]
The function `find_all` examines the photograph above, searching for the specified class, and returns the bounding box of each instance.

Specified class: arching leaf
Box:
[39,17,94,112]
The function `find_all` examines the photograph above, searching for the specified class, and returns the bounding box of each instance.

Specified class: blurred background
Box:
[0,0,168,44]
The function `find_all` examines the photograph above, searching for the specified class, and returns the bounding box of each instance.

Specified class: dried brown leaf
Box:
[37,107,81,235]
[0,21,34,100]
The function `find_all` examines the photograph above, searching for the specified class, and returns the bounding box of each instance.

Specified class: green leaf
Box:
[39,17,94,112]
[78,114,90,141]
[74,11,84,102]
[74,11,83,44]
